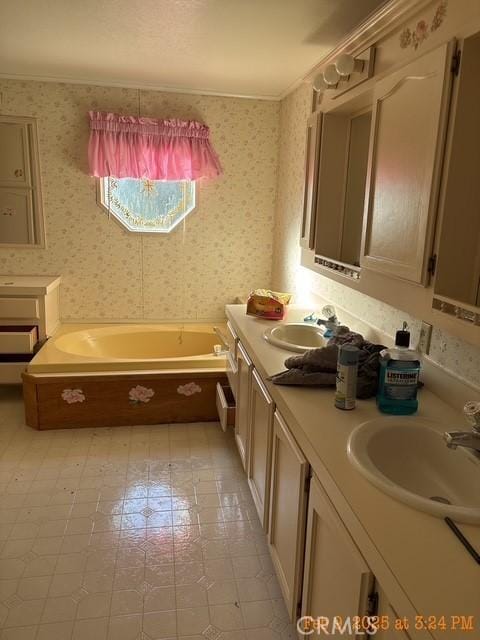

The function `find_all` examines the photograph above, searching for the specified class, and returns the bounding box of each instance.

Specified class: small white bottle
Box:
[335,345,359,411]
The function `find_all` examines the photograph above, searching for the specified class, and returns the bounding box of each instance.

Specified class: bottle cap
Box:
[338,344,359,366]
[395,322,410,348]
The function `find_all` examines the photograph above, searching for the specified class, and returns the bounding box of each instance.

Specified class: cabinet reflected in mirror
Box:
[314,108,371,269]
[434,31,480,310]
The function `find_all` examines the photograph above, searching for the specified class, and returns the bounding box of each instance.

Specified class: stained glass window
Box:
[98,178,196,233]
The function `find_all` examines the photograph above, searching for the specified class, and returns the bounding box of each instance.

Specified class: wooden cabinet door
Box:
[0,189,35,244]
[234,341,252,470]
[375,586,412,639]
[247,369,274,531]
[434,33,480,307]
[301,474,374,637]
[301,111,322,250]
[361,42,454,285]
[268,410,309,621]
[0,121,32,187]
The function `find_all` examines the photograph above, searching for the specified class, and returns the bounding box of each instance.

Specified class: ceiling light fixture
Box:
[335,54,364,77]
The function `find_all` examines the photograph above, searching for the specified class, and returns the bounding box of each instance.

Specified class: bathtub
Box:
[28,323,227,373]
[24,323,229,430]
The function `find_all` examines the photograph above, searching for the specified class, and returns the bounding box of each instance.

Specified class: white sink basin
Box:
[264,323,327,353]
[347,418,480,523]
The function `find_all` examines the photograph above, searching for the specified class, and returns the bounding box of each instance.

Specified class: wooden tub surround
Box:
[23,370,227,430]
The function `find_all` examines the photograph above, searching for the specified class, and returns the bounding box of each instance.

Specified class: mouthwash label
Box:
[384,369,419,400]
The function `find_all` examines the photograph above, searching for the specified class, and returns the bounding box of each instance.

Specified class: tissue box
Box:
[246,289,292,320]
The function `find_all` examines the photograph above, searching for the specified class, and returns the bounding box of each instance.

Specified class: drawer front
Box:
[0,361,28,384]
[0,297,39,319]
[0,325,37,353]
[216,382,236,432]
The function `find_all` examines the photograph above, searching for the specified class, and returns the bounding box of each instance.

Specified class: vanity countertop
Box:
[227,304,480,639]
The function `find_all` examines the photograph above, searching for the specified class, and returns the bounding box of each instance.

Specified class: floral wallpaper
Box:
[271,82,480,390]
[0,79,279,321]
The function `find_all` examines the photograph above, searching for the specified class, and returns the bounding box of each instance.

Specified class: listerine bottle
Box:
[377,322,420,415]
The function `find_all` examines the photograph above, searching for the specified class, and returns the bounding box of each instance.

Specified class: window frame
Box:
[96,177,197,235]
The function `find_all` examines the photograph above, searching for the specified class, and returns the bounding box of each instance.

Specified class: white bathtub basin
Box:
[347,417,480,523]
[263,323,327,353]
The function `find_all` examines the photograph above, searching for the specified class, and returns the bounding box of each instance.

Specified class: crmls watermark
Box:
[297,616,379,636]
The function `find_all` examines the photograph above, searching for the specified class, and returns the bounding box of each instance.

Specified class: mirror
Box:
[314,107,372,269]
[0,115,45,247]
[434,31,480,310]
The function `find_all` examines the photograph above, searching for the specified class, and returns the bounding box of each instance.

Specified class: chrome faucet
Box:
[317,305,350,338]
[316,305,340,337]
[444,401,480,454]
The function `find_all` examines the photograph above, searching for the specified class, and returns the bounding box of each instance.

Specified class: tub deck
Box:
[28,323,227,373]
[23,323,228,430]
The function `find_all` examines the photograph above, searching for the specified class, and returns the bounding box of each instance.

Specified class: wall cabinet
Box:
[434,31,480,309]
[301,473,374,630]
[268,409,309,620]
[301,111,321,250]
[361,42,454,285]
[0,116,45,247]
[247,368,274,531]
[234,341,252,470]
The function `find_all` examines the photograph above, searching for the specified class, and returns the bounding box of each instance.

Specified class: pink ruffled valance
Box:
[88,111,223,180]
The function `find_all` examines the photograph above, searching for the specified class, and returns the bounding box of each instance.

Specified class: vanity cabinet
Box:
[234,341,252,469]
[268,409,309,620]
[361,42,454,285]
[247,368,274,531]
[376,586,412,639]
[301,473,374,628]
[225,321,238,398]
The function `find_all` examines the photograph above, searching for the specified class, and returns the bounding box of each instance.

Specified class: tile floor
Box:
[0,387,295,640]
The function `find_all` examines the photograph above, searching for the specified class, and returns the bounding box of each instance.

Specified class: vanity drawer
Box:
[0,297,39,319]
[0,325,38,353]
[0,358,30,384]
[216,382,236,432]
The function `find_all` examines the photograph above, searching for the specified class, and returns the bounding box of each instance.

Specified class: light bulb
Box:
[312,73,328,91]
[335,54,364,77]
[323,64,340,86]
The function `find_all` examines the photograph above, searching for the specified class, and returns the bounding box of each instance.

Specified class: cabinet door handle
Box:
[14,169,23,178]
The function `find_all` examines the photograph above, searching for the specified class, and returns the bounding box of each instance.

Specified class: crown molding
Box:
[280,0,434,99]
[0,72,281,102]
[0,0,434,104]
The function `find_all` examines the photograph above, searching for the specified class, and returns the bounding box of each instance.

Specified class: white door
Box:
[247,369,274,531]
[301,474,374,638]
[361,42,454,285]
[268,410,309,621]
[234,341,252,470]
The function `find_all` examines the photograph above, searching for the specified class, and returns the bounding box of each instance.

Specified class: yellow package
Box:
[246,289,292,320]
